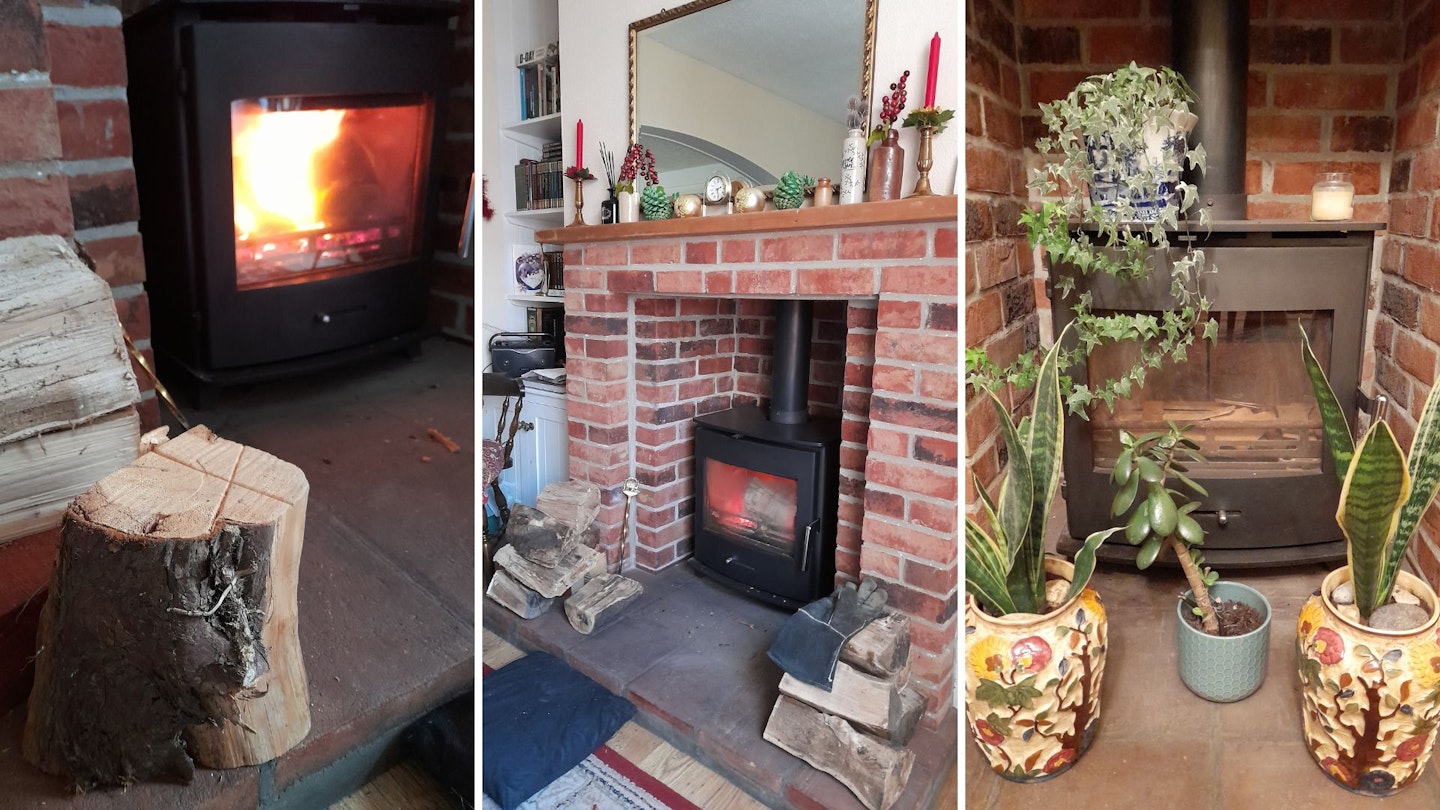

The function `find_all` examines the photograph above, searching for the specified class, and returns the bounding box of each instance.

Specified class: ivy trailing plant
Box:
[966,63,1218,416]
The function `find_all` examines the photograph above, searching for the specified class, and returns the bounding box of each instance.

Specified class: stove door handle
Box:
[799,518,820,572]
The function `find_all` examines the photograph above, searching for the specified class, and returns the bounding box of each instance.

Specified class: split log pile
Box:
[0,235,143,545]
[485,481,625,625]
[23,425,311,789]
[763,611,921,810]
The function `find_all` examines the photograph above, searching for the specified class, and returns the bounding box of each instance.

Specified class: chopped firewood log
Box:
[0,409,140,545]
[576,536,607,587]
[535,480,601,534]
[505,504,578,568]
[486,569,553,619]
[840,611,911,678]
[891,687,927,747]
[778,659,912,740]
[0,235,140,446]
[742,476,795,539]
[565,574,643,634]
[426,428,460,453]
[494,542,601,598]
[763,695,914,810]
[23,425,311,789]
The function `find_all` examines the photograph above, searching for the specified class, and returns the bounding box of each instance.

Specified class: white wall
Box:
[639,39,848,190]
[557,0,960,220]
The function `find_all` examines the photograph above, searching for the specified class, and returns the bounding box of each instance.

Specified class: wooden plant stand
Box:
[23,426,311,789]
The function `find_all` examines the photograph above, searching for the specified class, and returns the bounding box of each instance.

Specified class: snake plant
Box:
[966,331,1123,616]
[1302,325,1440,621]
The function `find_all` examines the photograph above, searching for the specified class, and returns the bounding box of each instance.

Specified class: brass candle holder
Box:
[911,125,936,197]
[568,175,594,227]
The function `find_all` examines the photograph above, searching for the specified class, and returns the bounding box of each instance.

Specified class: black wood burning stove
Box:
[1056,223,1381,567]
[691,301,840,608]
[124,1,453,398]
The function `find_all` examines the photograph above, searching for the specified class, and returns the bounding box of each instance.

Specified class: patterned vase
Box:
[1297,567,1440,797]
[838,128,866,204]
[965,557,1108,782]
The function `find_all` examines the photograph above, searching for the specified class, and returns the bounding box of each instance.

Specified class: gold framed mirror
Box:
[627,0,878,192]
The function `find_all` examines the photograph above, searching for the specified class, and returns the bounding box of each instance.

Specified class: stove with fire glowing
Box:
[124,1,454,399]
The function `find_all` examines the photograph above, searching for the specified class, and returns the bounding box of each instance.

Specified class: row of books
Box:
[525,306,565,350]
[514,158,564,211]
[517,43,560,121]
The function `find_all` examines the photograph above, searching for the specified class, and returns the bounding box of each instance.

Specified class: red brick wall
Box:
[561,217,958,723]
[1,0,156,428]
[1373,0,1440,587]
[1019,0,1401,222]
[428,2,475,340]
[966,0,1032,505]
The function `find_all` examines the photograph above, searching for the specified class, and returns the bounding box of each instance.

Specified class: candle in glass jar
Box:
[1311,172,1353,221]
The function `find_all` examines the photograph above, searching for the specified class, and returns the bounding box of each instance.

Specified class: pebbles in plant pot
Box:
[1368,603,1431,632]
[1330,582,1354,605]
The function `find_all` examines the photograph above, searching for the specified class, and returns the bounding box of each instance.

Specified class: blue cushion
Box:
[481,651,636,810]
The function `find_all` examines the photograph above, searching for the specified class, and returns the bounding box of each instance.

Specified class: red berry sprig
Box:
[617,144,657,192]
[870,70,910,144]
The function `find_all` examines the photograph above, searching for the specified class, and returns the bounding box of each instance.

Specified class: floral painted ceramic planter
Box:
[964,557,1107,782]
[1297,567,1440,797]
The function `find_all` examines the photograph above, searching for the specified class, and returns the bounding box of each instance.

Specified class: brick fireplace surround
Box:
[537,195,960,722]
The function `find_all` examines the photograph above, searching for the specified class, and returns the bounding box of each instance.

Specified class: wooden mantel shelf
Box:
[535,195,957,245]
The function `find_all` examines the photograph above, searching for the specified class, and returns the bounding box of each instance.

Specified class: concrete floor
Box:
[483,565,959,810]
[965,499,1440,810]
[0,338,475,808]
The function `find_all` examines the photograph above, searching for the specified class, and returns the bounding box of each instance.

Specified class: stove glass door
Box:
[231,93,429,291]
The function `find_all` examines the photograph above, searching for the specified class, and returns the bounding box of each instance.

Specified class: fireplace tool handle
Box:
[799,518,820,572]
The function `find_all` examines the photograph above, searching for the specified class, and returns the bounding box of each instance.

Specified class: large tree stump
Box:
[23,426,311,788]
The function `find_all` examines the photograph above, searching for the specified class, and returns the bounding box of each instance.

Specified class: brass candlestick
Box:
[911,125,936,197]
[568,176,594,226]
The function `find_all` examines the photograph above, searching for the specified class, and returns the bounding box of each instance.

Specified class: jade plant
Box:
[967,331,1123,616]
[1109,422,1221,633]
[967,63,1216,417]
[1302,326,1440,622]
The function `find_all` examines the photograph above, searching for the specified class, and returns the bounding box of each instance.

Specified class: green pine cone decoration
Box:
[773,171,812,210]
[641,185,671,220]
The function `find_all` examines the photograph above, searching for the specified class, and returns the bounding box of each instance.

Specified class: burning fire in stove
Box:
[229,97,428,290]
[233,107,346,238]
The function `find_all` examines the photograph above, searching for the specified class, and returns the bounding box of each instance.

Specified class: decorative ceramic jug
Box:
[867,129,904,202]
[839,128,866,204]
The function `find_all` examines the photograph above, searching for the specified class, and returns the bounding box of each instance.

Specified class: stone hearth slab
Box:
[484,564,958,809]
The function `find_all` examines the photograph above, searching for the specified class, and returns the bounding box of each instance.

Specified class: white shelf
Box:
[508,293,565,305]
[505,208,566,229]
[500,111,562,145]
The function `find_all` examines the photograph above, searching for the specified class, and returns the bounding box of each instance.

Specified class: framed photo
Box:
[513,244,544,294]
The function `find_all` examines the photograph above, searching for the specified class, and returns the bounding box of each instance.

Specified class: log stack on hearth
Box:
[0,235,143,545]
[763,608,923,810]
[486,480,644,630]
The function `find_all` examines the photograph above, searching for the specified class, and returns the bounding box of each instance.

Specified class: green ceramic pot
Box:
[1175,581,1271,702]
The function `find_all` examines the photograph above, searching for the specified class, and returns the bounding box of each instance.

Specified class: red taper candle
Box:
[924,32,940,108]
[577,119,584,169]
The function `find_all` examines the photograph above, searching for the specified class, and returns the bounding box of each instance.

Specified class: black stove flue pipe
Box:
[1173,0,1248,220]
[770,300,813,424]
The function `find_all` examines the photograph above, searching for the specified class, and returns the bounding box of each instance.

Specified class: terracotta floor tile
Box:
[991,736,1216,810]
[1219,739,1440,809]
